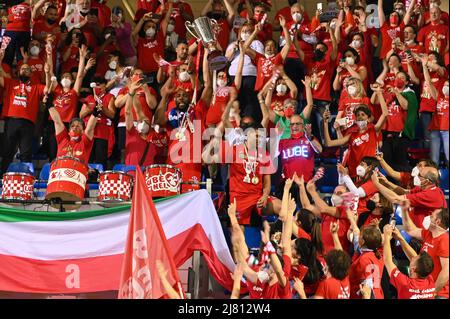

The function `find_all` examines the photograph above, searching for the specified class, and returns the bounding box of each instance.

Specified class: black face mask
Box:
[240,122,255,131]
[313,49,325,61]
[47,18,57,25]
[366,200,377,212]
[19,75,30,83]
[208,12,225,20]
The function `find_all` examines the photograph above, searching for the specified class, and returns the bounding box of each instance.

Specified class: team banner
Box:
[0,190,235,294]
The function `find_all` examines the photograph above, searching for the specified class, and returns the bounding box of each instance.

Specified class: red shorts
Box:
[236,196,275,225]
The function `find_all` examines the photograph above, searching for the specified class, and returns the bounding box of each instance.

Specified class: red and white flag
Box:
[118,166,183,299]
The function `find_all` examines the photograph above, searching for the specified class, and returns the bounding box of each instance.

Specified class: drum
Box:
[144,164,182,197]
[98,171,133,203]
[1,172,35,203]
[46,156,88,210]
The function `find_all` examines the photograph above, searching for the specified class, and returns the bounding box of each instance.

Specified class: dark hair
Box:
[64,28,87,47]
[417,158,438,169]
[69,117,85,129]
[353,104,372,117]
[361,156,379,169]
[45,4,58,13]
[138,20,158,38]
[397,70,411,84]
[294,238,323,285]
[428,51,445,67]
[343,47,360,64]
[437,208,449,229]
[325,249,351,281]
[388,53,402,64]
[404,24,417,35]
[296,209,323,254]
[361,225,382,259]
[415,252,434,278]
[92,76,107,85]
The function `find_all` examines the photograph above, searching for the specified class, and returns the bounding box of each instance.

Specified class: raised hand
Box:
[301,75,311,88]
[330,221,339,234]
[227,197,237,218]
[337,163,348,176]
[323,109,331,122]
[79,44,88,59]
[279,15,286,28]
[306,179,316,193]
[288,194,297,214]
[284,177,294,191]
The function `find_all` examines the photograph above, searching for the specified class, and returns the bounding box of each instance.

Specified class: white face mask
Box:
[331,194,343,207]
[442,85,449,96]
[137,121,150,134]
[30,46,40,56]
[104,33,111,40]
[404,39,414,45]
[178,71,190,82]
[422,215,431,230]
[346,56,355,65]
[257,270,270,283]
[356,165,366,177]
[61,78,72,88]
[292,12,302,22]
[411,166,420,177]
[109,60,117,70]
[241,32,251,41]
[217,79,227,87]
[351,40,362,49]
[265,53,275,59]
[167,24,175,33]
[347,85,357,96]
[413,175,422,187]
[146,28,156,37]
[356,120,367,129]
[276,84,287,94]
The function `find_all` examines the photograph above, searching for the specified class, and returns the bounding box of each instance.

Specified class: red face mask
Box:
[253,13,264,21]
[94,87,104,96]
[390,15,399,26]
[291,131,304,139]
[394,78,405,89]
[69,131,82,141]
[284,108,295,118]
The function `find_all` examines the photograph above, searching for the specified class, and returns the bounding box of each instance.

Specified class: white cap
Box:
[90,82,97,88]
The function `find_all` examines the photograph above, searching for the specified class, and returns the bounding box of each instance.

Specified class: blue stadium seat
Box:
[394,205,403,225]
[34,163,51,188]
[319,166,338,193]
[400,229,412,244]
[7,162,35,176]
[439,169,448,195]
[263,215,278,223]
[245,227,262,250]
[112,164,136,173]
[88,163,104,172]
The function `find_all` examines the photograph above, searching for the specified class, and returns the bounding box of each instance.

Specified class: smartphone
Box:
[317,3,323,11]
[60,21,67,33]
[89,7,99,16]
[140,75,153,84]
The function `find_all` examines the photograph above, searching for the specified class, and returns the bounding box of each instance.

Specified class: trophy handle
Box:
[209,19,219,34]
[185,21,199,40]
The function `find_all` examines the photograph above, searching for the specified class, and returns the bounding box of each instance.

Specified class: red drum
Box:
[1,173,35,203]
[46,156,88,210]
[144,164,182,197]
[98,171,133,203]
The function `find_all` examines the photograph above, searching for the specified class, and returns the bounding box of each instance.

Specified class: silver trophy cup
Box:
[185,17,227,71]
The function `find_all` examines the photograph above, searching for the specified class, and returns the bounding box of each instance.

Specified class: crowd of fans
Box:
[0,0,448,299]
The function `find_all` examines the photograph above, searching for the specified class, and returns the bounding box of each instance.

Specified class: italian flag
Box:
[0,190,235,294]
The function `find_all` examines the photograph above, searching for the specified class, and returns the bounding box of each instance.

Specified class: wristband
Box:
[128,92,135,97]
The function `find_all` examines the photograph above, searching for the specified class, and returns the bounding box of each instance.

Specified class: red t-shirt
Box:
[345,124,378,178]
[420,229,449,298]
[406,186,447,227]
[321,206,351,254]
[117,87,156,123]
[261,255,292,299]
[137,0,159,11]
[32,19,61,67]
[55,129,93,165]
[205,86,233,127]
[6,3,31,32]
[137,31,165,73]
[315,276,350,299]
[422,11,449,26]
[390,268,436,299]
[429,95,449,131]
[297,228,312,240]
[228,144,273,212]
[61,46,80,74]
[349,251,384,299]
[271,94,290,116]
[254,52,284,91]
[3,78,45,124]
[379,22,405,59]
[0,63,12,119]
[125,127,157,167]
[420,70,448,113]
[384,93,406,132]
[417,22,449,57]
[400,171,414,189]
[53,86,79,123]
[279,134,316,181]
[356,180,378,214]
[215,18,231,53]
[94,43,119,77]
[398,44,425,79]
[81,94,114,141]
[305,52,336,102]
[338,65,367,91]
[338,96,372,131]
[18,57,45,84]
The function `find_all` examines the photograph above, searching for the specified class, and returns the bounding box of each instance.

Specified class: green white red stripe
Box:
[0,190,235,294]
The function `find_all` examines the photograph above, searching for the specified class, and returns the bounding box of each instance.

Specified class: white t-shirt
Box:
[226,40,264,77]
